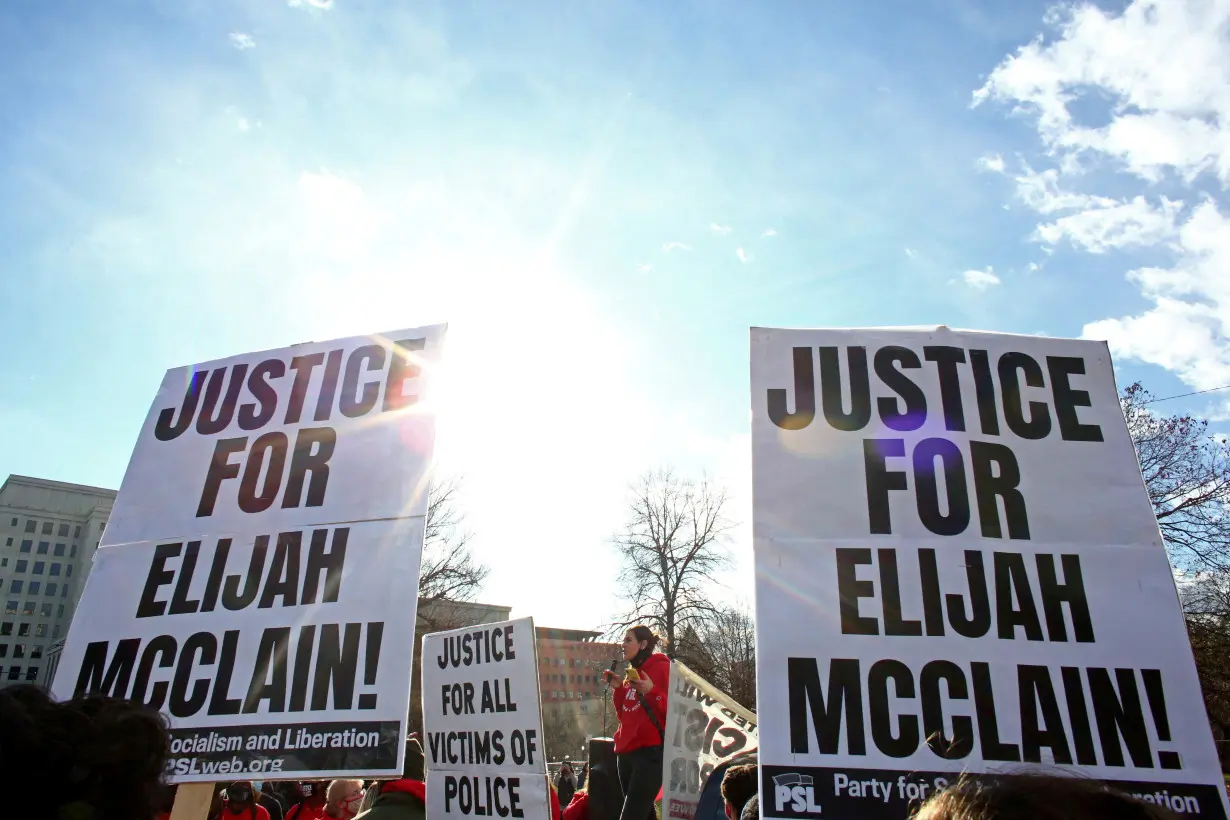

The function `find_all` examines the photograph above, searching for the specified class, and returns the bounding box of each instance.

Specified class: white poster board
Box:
[422,617,550,820]
[751,327,1230,820]
[663,662,759,820]
[53,325,446,782]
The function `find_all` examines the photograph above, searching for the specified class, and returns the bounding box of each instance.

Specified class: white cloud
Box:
[710,222,732,235]
[963,267,1001,290]
[736,247,752,263]
[288,0,334,9]
[1027,261,1040,272]
[761,228,777,238]
[977,154,1005,173]
[904,247,917,259]
[229,32,256,50]
[236,117,251,132]
[637,263,652,273]
[662,241,691,253]
[977,0,1230,391]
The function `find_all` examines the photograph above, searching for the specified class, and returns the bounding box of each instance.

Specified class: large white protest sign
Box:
[422,617,550,820]
[663,662,758,820]
[751,327,1230,820]
[103,326,445,546]
[53,325,445,783]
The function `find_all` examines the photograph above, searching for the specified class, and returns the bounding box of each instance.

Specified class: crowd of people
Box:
[1,626,1223,820]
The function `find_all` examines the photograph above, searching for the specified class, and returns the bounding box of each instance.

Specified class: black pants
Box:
[616,745,663,820]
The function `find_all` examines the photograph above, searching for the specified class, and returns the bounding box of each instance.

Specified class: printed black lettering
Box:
[1036,554,1095,642]
[197,365,249,435]
[864,439,907,534]
[994,552,1044,641]
[75,638,140,697]
[137,542,181,618]
[917,549,946,636]
[923,346,968,431]
[836,548,877,635]
[244,627,291,713]
[1047,356,1104,442]
[196,437,247,517]
[259,531,302,608]
[869,659,918,758]
[768,347,816,430]
[169,541,202,615]
[972,662,1019,762]
[1018,665,1072,764]
[131,635,176,709]
[239,359,285,430]
[913,437,970,536]
[200,538,231,612]
[155,371,208,441]
[998,352,1052,440]
[208,630,243,715]
[281,427,336,510]
[920,660,973,759]
[819,346,871,431]
[170,631,218,718]
[969,350,1000,436]
[969,441,1030,539]
[314,349,344,422]
[222,535,268,610]
[1062,666,1098,765]
[312,623,361,710]
[1088,667,1153,767]
[289,624,316,712]
[874,346,926,431]
[788,657,865,755]
[284,353,325,424]
[238,432,288,513]
[302,527,347,604]
[384,338,426,412]
[946,551,991,638]
[340,345,386,418]
[878,549,922,636]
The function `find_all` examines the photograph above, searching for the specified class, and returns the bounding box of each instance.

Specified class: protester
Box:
[287,782,330,820]
[719,764,758,820]
[325,781,366,820]
[602,625,670,820]
[564,790,589,820]
[354,738,426,820]
[912,774,1179,820]
[738,795,758,820]
[225,782,272,820]
[557,762,578,809]
[0,684,170,820]
[255,782,286,820]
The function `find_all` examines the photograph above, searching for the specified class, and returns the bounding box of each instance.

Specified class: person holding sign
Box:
[602,626,670,820]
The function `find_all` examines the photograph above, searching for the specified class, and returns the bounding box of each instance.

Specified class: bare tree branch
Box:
[610,469,735,649]
[417,476,490,630]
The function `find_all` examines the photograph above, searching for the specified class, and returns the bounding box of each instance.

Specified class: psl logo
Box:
[772,773,822,814]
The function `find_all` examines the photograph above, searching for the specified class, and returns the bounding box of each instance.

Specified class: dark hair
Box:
[0,685,170,820]
[720,765,759,818]
[913,774,1181,820]
[626,625,663,667]
[739,795,759,820]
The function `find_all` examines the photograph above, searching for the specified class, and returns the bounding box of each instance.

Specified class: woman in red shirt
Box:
[602,625,669,820]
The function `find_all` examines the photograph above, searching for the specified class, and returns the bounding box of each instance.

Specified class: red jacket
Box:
[612,652,670,754]
[563,792,588,820]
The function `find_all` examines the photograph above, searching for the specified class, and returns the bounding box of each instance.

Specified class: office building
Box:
[0,474,115,690]
[537,627,620,702]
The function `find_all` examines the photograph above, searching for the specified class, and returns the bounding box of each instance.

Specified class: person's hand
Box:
[630,677,653,695]
[602,669,617,685]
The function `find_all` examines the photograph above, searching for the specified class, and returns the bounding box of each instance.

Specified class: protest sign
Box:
[53,325,445,783]
[422,617,550,820]
[663,661,758,820]
[751,327,1230,820]
[102,327,446,547]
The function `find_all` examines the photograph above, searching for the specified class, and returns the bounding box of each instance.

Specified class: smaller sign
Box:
[422,617,550,820]
[663,662,759,820]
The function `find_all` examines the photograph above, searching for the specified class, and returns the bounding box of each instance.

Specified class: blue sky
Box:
[3,0,1227,629]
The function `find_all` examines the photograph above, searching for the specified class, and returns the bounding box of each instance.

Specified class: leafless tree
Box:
[1122,383,1230,574]
[612,469,734,650]
[417,476,490,629]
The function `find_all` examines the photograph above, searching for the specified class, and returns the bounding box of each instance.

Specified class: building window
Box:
[13,644,24,659]
[49,564,60,577]
[9,518,16,527]
[10,582,22,595]
[57,606,64,618]
[54,544,65,557]
[0,645,6,658]
[40,604,52,617]
[41,522,52,535]
[73,526,80,538]
[17,624,28,637]
[45,583,56,597]
[27,583,39,596]
[24,521,36,534]
[0,557,6,567]
[99,522,106,532]
[7,667,19,680]
[24,667,37,681]
[3,538,10,546]
[31,645,42,659]
[70,545,77,557]
[19,541,31,553]
[32,562,44,575]
[3,603,14,616]
[15,561,26,573]
[35,624,46,637]
[37,542,48,555]
[0,623,10,636]
[52,625,60,639]
[57,524,69,537]
[66,566,73,578]
[21,602,34,616]
[61,587,68,598]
